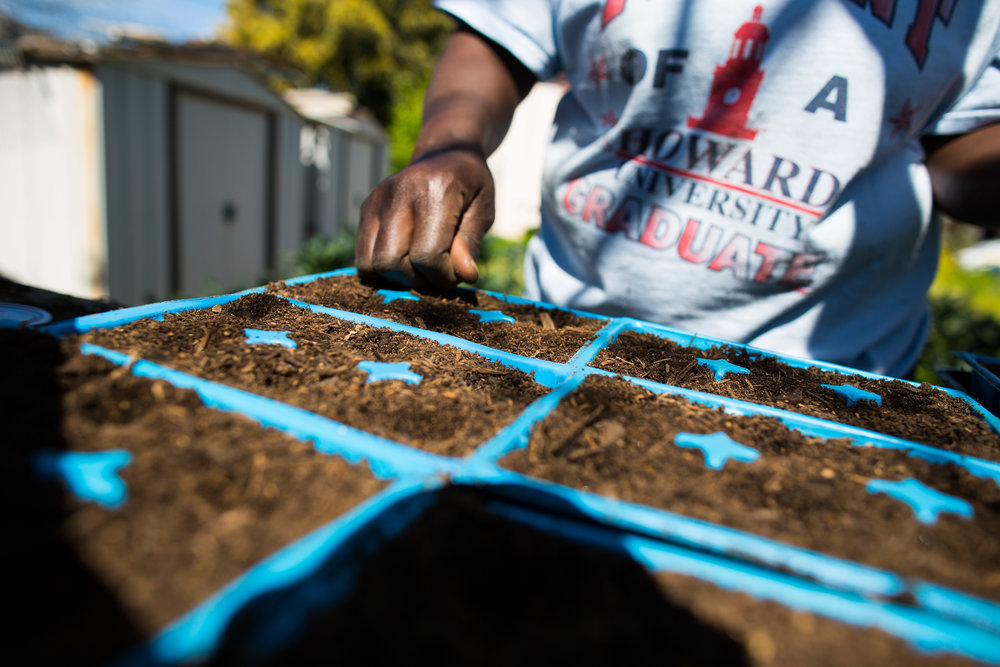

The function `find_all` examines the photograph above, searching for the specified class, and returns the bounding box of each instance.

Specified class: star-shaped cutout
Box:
[888,98,920,139]
[674,432,760,470]
[697,358,751,381]
[821,383,882,407]
[34,450,133,509]
[358,360,422,385]
[469,309,516,324]
[598,109,619,127]
[867,478,973,524]
[377,289,419,304]
[588,55,611,90]
[244,329,297,349]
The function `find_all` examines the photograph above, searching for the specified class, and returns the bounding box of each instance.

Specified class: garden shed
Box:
[0,34,388,306]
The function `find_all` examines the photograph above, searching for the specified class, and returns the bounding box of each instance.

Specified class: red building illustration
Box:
[688,5,769,140]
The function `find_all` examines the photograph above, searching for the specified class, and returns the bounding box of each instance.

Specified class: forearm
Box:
[412,27,535,162]
[355,26,536,289]
[924,122,1000,226]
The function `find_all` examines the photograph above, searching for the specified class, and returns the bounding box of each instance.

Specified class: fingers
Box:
[408,182,466,287]
[356,158,493,290]
[356,182,420,287]
[449,182,495,284]
[371,196,418,286]
[355,191,382,279]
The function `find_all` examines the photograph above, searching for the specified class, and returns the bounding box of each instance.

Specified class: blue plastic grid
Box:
[37,268,1000,664]
[958,351,1000,418]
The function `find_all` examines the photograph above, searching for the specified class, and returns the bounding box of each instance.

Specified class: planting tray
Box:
[16,268,1000,665]
[957,351,1000,418]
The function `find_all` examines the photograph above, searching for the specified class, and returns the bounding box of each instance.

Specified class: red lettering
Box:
[602,0,627,27]
[708,234,752,279]
[849,0,896,25]
[562,178,587,215]
[850,0,952,68]
[677,218,723,264]
[583,185,615,229]
[639,206,682,249]
[753,242,793,282]
[783,252,822,286]
[906,0,954,68]
[604,196,643,238]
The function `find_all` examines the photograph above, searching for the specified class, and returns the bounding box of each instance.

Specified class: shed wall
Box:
[98,61,307,303]
[2,58,386,306]
[0,66,107,299]
[98,64,170,304]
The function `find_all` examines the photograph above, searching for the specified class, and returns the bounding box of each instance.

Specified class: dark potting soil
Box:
[208,488,978,667]
[78,292,548,457]
[4,330,387,664]
[501,375,1000,603]
[592,330,1000,459]
[10,279,997,665]
[270,273,606,363]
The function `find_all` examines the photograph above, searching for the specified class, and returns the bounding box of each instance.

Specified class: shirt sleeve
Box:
[926,54,1000,135]
[434,0,562,80]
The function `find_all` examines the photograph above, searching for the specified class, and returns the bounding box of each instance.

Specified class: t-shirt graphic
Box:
[688,5,769,140]
[435,0,1000,376]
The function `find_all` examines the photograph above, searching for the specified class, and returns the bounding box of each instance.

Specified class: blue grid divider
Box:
[34,268,1000,664]
[607,317,1000,434]
[958,351,1000,417]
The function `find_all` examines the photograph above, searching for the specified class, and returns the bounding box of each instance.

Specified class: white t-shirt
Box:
[436,0,1000,375]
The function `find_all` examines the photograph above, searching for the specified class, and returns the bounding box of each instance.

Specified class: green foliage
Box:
[288,231,359,276]
[224,0,450,128]
[915,293,1000,384]
[388,74,428,171]
[475,232,533,295]
[928,249,1000,315]
[914,249,1000,384]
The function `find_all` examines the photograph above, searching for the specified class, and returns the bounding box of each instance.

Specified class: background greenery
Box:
[915,225,1000,384]
[224,0,450,170]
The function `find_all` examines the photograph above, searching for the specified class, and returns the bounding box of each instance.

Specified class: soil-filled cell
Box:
[5,331,387,664]
[591,330,1000,459]
[501,374,1000,602]
[271,273,606,363]
[79,292,549,457]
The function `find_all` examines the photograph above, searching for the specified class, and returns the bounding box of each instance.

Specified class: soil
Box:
[592,330,1000,459]
[78,292,549,457]
[207,488,979,667]
[4,329,387,664]
[270,273,606,363]
[7,278,997,665]
[501,374,1000,602]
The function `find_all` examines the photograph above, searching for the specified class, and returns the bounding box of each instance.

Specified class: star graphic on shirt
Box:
[598,109,619,127]
[888,98,920,139]
[588,55,611,90]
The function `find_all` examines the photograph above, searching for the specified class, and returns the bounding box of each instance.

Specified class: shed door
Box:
[176,91,270,296]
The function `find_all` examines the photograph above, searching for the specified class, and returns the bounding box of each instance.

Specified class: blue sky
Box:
[0,0,230,43]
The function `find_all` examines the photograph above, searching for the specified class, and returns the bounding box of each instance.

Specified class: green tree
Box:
[224,0,450,137]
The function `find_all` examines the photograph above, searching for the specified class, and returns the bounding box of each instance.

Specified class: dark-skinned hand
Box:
[355,146,495,290]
